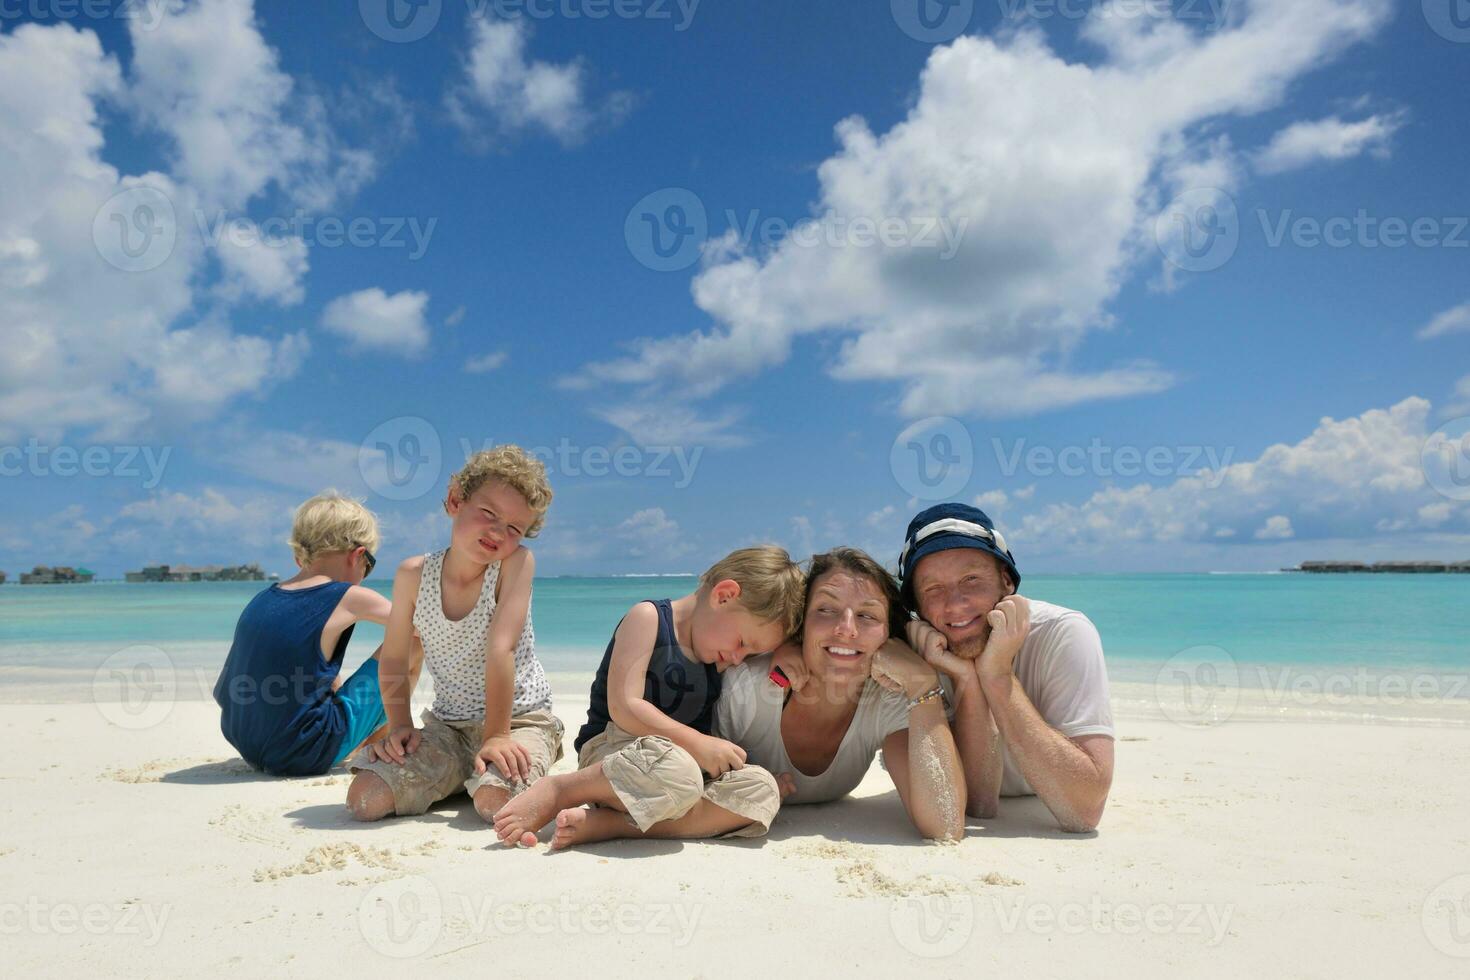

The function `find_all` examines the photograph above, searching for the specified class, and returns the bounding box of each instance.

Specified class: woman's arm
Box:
[907,620,1002,817]
[871,639,967,841]
[882,705,966,842]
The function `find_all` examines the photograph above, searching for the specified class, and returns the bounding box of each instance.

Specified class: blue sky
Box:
[1,0,1467,579]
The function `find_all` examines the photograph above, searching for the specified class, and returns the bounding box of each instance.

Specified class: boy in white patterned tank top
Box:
[346,446,563,842]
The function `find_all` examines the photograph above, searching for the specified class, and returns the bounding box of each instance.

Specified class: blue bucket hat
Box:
[898,502,1020,608]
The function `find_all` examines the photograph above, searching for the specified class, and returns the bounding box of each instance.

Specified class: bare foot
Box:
[550,807,590,851]
[491,777,562,846]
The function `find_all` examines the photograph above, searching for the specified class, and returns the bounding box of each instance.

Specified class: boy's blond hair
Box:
[288,491,381,566]
[699,545,807,638]
[446,445,553,537]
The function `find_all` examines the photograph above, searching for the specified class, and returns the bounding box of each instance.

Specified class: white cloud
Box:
[465,351,508,374]
[615,508,693,561]
[1254,515,1294,540]
[212,219,309,304]
[1417,302,1470,341]
[211,428,369,495]
[0,18,312,443]
[596,402,748,449]
[865,505,898,528]
[450,15,631,145]
[566,0,1391,428]
[1011,397,1463,553]
[151,324,310,415]
[127,0,373,211]
[974,490,1010,514]
[1252,112,1404,175]
[1446,376,1470,418]
[320,288,430,356]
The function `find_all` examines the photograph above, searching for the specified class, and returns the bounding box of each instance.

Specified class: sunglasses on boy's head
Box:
[360,548,377,578]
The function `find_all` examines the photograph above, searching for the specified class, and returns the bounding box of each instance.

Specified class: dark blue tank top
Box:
[213,581,356,776]
[575,598,722,752]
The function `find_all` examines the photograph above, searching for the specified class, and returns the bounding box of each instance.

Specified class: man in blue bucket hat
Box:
[898,502,1114,833]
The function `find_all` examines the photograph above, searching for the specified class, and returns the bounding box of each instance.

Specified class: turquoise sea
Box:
[1,574,1466,692]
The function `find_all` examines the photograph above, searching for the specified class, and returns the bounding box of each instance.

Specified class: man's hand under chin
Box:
[976,595,1032,683]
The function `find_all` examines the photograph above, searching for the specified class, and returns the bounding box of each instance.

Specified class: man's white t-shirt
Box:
[964,599,1115,796]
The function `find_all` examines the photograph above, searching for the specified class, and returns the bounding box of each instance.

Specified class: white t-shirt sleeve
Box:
[1025,612,1115,740]
[713,661,760,743]
[870,683,914,744]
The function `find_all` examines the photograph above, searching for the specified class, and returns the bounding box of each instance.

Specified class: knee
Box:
[659,744,707,807]
[346,772,396,822]
[727,765,780,805]
[472,785,510,823]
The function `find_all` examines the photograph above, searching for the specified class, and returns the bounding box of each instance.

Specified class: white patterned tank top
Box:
[411,548,552,721]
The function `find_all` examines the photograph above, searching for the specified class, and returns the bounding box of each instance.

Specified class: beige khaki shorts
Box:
[577,722,779,838]
[351,708,564,816]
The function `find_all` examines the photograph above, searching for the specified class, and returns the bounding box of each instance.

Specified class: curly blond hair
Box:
[700,545,807,639]
[288,491,381,566]
[445,445,553,537]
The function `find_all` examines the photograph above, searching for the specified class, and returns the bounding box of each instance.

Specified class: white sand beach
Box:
[3,677,1469,978]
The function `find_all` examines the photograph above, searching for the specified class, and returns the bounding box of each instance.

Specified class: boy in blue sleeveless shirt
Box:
[213,492,420,776]
[492,546,806,848]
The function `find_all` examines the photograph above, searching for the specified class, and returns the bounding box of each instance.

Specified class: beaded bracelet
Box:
[908,685,946,709]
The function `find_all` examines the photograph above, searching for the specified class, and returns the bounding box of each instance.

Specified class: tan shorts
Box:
[350,708,564,816]
[577,722,779,838]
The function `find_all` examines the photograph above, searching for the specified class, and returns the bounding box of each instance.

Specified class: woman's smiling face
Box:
[801,568,891,679]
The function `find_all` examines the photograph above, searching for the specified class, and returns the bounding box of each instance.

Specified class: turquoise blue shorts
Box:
[333,657,387,765]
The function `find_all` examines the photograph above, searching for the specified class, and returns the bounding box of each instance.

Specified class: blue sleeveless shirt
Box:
[213,581,356,776]
[575,598,722,752]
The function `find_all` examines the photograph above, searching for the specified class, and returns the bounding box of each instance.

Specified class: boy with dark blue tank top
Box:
[491,546,806,849]
[213,492,421,777]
